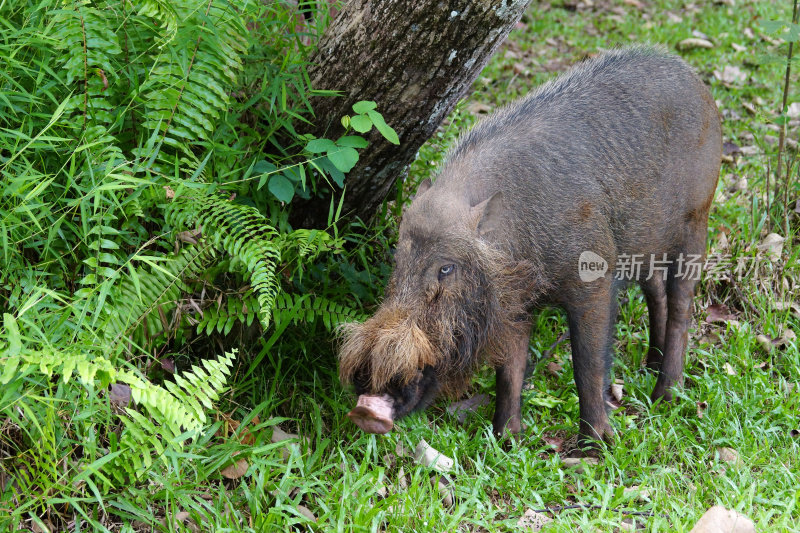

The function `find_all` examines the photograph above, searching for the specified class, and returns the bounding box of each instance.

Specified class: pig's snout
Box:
[348,394,394,434]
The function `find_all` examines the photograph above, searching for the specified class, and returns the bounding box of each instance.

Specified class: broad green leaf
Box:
[352,100,377,114]
[337,135,369,148]
[319,157,345,187]
[268,175,295,203]
[350,114,372,133]
[367,110,400,145]
[253,160,277,174]
[327,147,359,173]
[3,313,21,357]
[305,138,337,153]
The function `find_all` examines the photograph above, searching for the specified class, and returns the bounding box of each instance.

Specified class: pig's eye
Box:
[438,264,455,280]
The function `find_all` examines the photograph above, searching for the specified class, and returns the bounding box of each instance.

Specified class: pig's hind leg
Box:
[640,276,668,371]
[564,280,617,446]
[650,233,705,402]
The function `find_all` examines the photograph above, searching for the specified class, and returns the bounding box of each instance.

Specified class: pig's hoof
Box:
[650,387,674,404]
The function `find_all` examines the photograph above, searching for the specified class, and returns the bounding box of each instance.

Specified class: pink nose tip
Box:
[347,406,394,434]
[348,394,394,434]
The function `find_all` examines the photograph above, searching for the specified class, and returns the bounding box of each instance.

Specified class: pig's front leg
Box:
[492,322,532,436]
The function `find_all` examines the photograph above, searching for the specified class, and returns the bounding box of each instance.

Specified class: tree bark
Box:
[291,0,531,228]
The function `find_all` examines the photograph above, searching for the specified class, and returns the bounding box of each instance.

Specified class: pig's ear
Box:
[472,191,504,236]
[413,178,432,200]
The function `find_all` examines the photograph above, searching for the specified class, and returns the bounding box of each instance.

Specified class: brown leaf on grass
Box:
[716,447,741,465]
[446,394,490,424]
[561,456,599,473]
[722,363,737,376]
[758,233,785,262]
[714,65,748,85]
[610,381,624,402]
[705,303,737,323]
[220,456,249,479]
[623,485,651,501]
[541,435,564,452]
[756,334,773,352]
[678,38,714,50]
[773,300,800,318]
[431,475,454,507]
[161,357,175,374]
[163,185,175,199]
[177,228,202,245]
[272,425,302,460]
[297,505,317,522]
[696,401,708,419]
[109,383,131,408]
[546,361,563,375]
[722,141,741,156]
[165,512,199,533]
[689,506,755,533]
[517,508,553,531]
[466,102,492,115]
[771,329,797,348]
[414,439,454,473]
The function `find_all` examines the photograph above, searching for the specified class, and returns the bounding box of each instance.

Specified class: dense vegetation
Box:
[1,0,798,531]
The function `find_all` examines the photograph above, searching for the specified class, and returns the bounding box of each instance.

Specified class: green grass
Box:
[3,0,800,531]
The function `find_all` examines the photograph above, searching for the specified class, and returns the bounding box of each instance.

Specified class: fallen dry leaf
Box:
[717,447,741,465]
[447,394,490,424]
[696,401,708,419]
[756,334,773,352]
[731,42,747,52]
[689,505,755,533]
[623,485,651,501]
[109,383,131,408]
[415,439,454,473]
[705,303,738,323]
[722,363,737,376]
[610,381,624,402]
[297,505,317,522]
[542,435,564,452]
[466,102,492,114]
[561,456,599,473]
[271,425,301,460]
[432,475,454,507]
[714,65,748,85]
[517,508,553,531]
[163,185,175,199]
[546,361,563,375]
[678,38,714,50]
[758,232,784,261]
[220,456,249,479]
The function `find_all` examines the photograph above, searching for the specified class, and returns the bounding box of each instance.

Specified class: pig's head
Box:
[338,180,538,434]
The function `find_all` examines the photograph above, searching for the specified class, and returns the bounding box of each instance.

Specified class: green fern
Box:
[82,243,217,352]
[273,292,366,331]
[0,340,236,487]
[167,193,281,329]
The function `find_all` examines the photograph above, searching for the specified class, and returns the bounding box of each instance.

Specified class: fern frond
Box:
[167,194,280,329]
[92,243,217,352]
[273,292,366,331]
[0,344,236,487]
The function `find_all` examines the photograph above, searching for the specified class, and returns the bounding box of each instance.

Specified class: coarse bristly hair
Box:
[338,237,546,396]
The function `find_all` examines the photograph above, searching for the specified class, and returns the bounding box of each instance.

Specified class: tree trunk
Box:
[291,0,531,228]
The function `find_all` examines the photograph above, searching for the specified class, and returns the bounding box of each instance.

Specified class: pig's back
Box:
[432,46,722,285]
